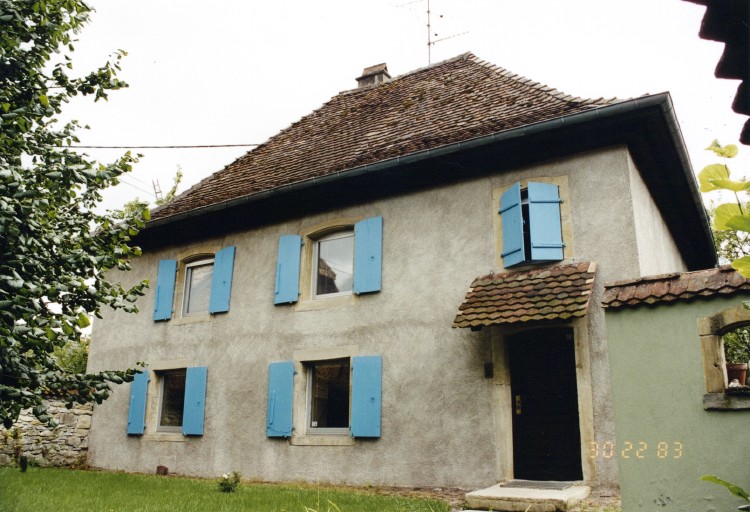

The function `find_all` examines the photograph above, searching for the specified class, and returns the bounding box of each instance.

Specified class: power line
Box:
[68,143,260,149]
[118,176,156,197]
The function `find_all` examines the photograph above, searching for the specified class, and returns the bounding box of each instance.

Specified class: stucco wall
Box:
[626,152,688,276]
[88,145,690,489]
[605,297,750,512]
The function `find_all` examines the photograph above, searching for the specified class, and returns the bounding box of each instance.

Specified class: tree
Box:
[0,0,148,428]
[700,141,750,363]
[699,140,750,275]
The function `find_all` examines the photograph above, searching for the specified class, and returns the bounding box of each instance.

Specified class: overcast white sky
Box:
[65,0,748,211]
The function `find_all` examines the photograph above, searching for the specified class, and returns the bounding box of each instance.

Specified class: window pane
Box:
[185,262,213,314]
[160,371,186,428]
[310,359,350,429]
[317,235,353,295]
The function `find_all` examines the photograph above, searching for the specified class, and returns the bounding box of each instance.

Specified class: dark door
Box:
[509,328,583,481]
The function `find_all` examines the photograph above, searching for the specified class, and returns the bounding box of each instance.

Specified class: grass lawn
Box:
[0,467,451,512]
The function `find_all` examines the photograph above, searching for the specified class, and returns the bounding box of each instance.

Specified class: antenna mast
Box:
[427,0,432,64]
[425,0,468,65]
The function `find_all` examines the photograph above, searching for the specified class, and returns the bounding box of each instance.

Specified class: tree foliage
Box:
[699,140,750,275]
[1,0,147,428]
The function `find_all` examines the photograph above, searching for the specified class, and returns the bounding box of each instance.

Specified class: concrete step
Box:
[465,482,590,511]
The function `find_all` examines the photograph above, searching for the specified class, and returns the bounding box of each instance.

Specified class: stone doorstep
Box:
[465,484,590,512]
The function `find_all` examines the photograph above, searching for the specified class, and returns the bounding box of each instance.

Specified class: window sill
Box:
[703,390,750,410]
[295,294,359,312]
[290,434,355,446]
[170,314,213,326]
[141,432,188,442]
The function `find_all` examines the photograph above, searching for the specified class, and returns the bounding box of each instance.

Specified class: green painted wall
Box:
[605,297,750,512]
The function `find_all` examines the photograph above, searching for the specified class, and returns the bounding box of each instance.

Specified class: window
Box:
[274,217,382,305]
[153,246,236,321]
[183,259,214,316]
[308,359,350,432]
[266,355,382,439]
[313,231,354,298]
[127,366,208,436]
[500,182,564,268]
[699,305,750,410]
[158,370,186,432]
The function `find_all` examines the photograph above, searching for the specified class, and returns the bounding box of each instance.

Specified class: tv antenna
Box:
[426,0,468,64]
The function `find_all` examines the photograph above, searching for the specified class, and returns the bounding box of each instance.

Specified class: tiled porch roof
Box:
[453,262,597,328]
[602,265,750,309]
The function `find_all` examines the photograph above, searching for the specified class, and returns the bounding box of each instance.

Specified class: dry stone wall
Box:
[0,401,91,467]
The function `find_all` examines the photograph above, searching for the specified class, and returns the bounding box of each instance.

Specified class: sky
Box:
[63,0,749,211]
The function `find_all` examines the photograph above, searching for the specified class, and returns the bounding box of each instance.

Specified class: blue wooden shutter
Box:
[267,361,295,437]
[353,216,382,294]
[527,182,564,262]
[153,260,177,321]
[274,235,302,305]
[209,246,235,314]
[182,366,208,436]
[500,182,525,268]
[350,355,382,438]
[127,371,149,435]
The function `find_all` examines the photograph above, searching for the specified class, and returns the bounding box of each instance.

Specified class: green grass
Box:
[0,467,450,512]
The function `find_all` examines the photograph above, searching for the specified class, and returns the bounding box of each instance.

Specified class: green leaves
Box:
[706,139,739,159]
[701,475,750,503]
[699,164,750,193]
[0,0,146,430]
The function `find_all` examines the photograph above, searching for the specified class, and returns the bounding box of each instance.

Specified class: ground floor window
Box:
[158,370,186,432]
[308,358,350,432]
[127,366,208,436]
[266,355,382,439]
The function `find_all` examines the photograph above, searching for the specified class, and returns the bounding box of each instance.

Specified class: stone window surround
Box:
[295,218,362,312]
[171,243,222,325]
[492,175,574,272]
[289,345,359,446]
[699,304,750,410]
[141,359,198,442]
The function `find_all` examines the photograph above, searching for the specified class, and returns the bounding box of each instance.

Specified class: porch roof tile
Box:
[602,265,750,309]
[453,262,597,328]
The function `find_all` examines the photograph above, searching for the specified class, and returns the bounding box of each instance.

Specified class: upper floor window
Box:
[274,216,382,305]
[500,181,564,268]
[183,258,214,316]
[153,246,236,321]
[314,231,354,298]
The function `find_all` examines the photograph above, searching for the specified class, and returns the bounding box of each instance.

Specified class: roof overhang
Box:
[136,93,716,270]
[454,262,597,329]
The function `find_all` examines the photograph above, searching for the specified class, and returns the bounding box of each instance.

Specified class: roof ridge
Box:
[150,52,629,222]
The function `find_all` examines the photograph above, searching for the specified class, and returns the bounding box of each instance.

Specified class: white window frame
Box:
[156,369,186,433]
[305,358,351,435]
[182,258,214,317]
[312,230,354,300]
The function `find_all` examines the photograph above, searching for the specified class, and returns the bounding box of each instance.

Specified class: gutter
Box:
[145,93,710,252]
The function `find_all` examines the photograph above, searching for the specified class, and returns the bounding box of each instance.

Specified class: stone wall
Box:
[0,401,91,467]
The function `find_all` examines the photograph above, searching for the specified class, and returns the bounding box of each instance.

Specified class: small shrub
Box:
[218,471,241,493]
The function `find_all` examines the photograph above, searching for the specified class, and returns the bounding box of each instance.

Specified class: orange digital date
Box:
[588,441,683,459]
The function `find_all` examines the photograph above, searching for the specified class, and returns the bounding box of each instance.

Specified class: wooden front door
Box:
[509,328,583,481]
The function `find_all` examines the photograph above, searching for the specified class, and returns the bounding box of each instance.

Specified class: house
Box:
[87,53,715,500]
[603,266,750,512]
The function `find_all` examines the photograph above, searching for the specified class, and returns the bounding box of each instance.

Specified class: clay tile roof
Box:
[602,265,750,309]
[453,262,597,328]
[151,52,621,222]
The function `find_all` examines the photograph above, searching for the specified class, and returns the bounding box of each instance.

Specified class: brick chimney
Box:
[356,63,391,88]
